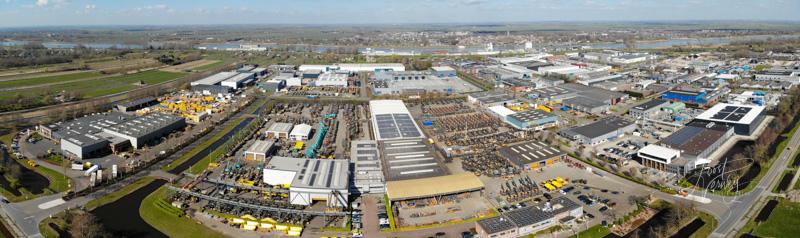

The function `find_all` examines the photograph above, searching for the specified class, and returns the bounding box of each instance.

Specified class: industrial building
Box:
[371,70,478,96]
[488,105,516,123]
[559,116,635,145]
[116,97,158,113]
[661,89,707,106]
[191,71,238,86]
[221,72,255,89]
[49,112,186,159]
[314,73,349,87]
[257,79,286,92]
[380,139,444,181]
[499,141,566,170]
[299,63,405,73]
[692,103,766,136]
[646,121,734,174]
[266,122,293,139]
[385,173,484,207]
[431,66,456,77]
[530,83,626,106]
[350,140,385,194]
[243,140,275,162]
[506,110,560,130]
[476,197,582,238]
[369,100,426,141]
[190,84,232,94]
[262,157,349,207]
[289,124,312,141]
[561,96,609,114]
[629,99,669,118]
[467,92,517,107]
[754,70,800,84]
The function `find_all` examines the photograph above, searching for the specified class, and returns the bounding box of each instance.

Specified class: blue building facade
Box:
[661,90,707,105]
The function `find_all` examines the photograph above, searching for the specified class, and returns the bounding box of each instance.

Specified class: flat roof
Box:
[192,71,238,86]
[469,92,517,105]
[488,105,516,118]
[694,103,766,125]
[477,216,516,234]
[370,100,425,141]
[385,173,483,201]
[264,157,349,190]
[562,116,634,139]
[562,96,606,109]
[531,86,577,99]
[290,124,312,137]
[499,141,565,167]
[661,122,732,156]
[632,99,668,111]
[558,83,626,102]
[380,139,445,181]
[431,66,455,71]
[266,122,293,133]
[508,109,558,123]
[103,113,184,139]
[118,97,156,108]
[638,144,680,159]
[246,140,274,154]
[318,72,348,82]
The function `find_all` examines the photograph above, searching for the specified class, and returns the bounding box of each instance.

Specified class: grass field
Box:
[0,71,102,89]
[162,117,246,172]
[745,199,800,237]
[85,177,156,210]
[0,70,185,100]
[140,186,227,238]
[569,224,610,238]
[692,211,718,238]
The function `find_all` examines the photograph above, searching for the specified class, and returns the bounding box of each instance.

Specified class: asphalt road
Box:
[710,125,800,237]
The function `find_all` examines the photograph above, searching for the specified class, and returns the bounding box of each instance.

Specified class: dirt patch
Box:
[160,60,219,72]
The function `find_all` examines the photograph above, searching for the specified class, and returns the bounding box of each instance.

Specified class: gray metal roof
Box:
[632,99,668,111]
[477,216,517,234]
[265,157,349,190]
[380,139,446,181]
[508,109,558,123]
[469,92,516,105]
[266,122,293,133]
[562,116,634,139]
[499,140,565,167]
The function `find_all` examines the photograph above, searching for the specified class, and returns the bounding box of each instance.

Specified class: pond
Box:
[0,146,49,195]
[754,200,778,222]
[92,179,167,238]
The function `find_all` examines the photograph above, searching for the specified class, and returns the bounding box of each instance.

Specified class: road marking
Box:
[37,199,65,210]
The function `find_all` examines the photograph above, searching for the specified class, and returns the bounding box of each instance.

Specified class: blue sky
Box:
[0,0,798,27]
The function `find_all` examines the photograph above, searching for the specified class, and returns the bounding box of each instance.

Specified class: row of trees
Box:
[749,86,800,164]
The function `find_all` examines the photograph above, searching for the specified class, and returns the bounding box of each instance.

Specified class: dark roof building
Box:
[499,141,566,169]
[559,116,635,145]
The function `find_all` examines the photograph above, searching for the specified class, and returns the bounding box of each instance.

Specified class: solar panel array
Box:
[375,113,422,140]
[709,105,752,122]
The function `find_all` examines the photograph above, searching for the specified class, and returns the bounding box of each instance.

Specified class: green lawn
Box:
[692,211,718,238]
[85,177,155,210]
[0,71,102,89]
[0,70,185,100]
[187,143,226,174]
[750,199,800,237]
[192,60,227,71]
[140,186,227,238]
[569,224,610,238]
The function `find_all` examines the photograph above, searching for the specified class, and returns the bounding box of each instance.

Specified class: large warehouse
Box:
[499,141,566,170]
[350,140,385,194]
[262,157,350,207]
[380,139,445,181]
[299,63,405,72]
[650,121,735,174]
[506,110,560,131]
[559,116,635,145]
[467,92,517,107]
[476,197,582,238]
[692,103,766,136]
[369,100,426,141]
[47,112,186,159]
[385,173,484,204]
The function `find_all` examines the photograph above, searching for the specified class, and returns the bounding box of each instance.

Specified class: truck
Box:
[84,165,99,177]
[71,163,84,171]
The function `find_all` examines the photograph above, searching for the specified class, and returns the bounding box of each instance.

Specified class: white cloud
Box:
[35,0,66,7]
[35,0,47,6]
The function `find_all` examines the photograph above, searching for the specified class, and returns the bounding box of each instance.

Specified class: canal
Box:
[167,117,254,174]
[92,179,168,238]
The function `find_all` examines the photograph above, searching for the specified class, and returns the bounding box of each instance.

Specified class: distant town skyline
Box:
[0,0,798,27]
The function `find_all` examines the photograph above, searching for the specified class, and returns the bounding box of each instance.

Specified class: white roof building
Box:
[289,124,312,141]
[638,144,681,165]
[262,157,350,207]
[314,73,348,87]
[369,100,425,141]
[488,105,516,122]
[191,71,238,86]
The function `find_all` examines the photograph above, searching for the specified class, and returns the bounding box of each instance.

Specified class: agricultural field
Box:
[744,199,800,237]
[160,59,220,72]
[0,70,185,100]
[0,71,103,90]
[87,58,160,71]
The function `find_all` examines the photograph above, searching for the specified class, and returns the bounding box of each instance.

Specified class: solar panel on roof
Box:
[735,107,751,114]
[711,112,730,120]
[721,106,738,112]
[663,126,703,146]
[726,113,745,122]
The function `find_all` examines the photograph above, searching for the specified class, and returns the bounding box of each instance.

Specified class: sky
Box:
[0,0,798,27]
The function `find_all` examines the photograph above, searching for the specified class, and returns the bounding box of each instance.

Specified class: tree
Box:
[69,212,110,238]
